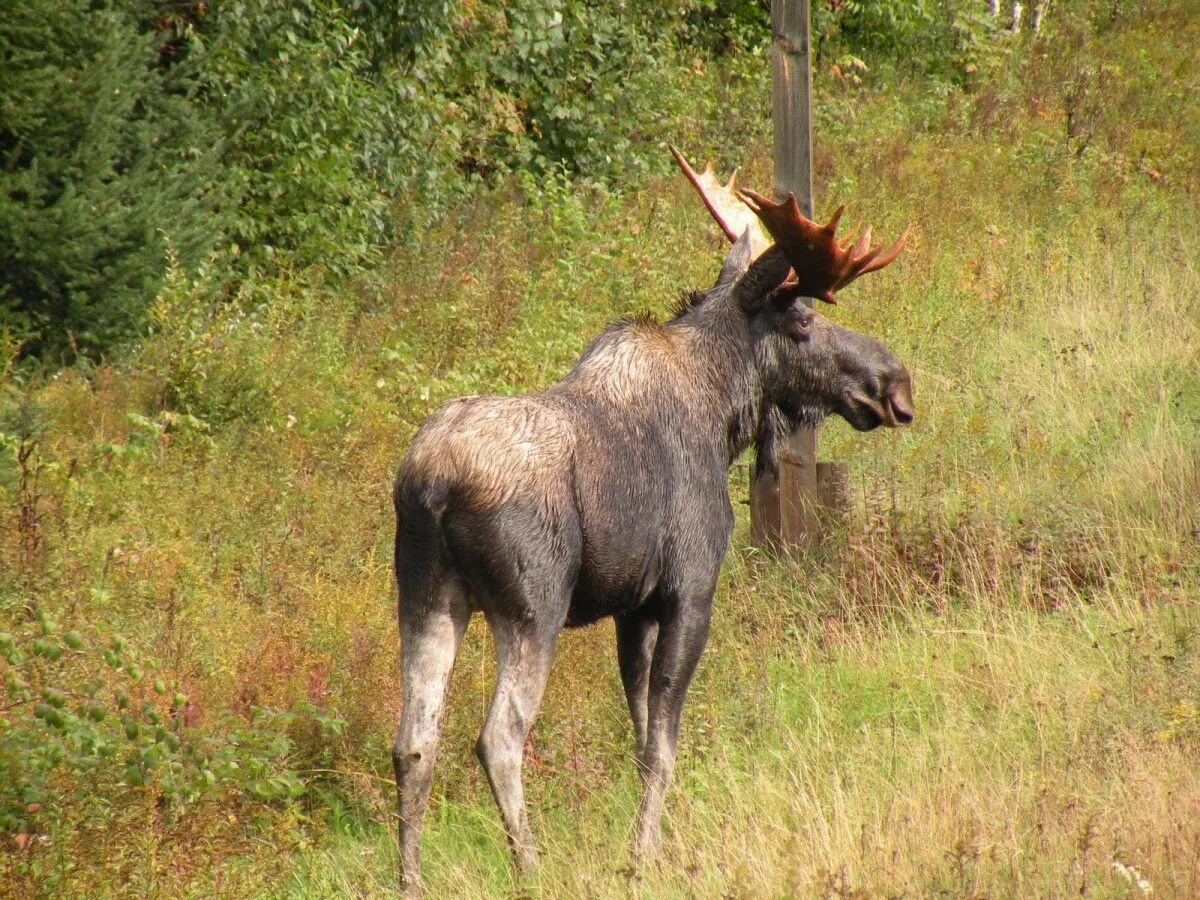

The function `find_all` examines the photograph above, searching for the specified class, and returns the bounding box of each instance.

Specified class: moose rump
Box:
[392,393,584,883]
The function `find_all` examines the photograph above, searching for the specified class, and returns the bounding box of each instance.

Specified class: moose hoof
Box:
[632,841,662,870]
[515,845,541,876]
[399,867,423,899]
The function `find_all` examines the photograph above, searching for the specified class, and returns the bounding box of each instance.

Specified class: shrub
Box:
[193,0,423,279]
[441,1,690,184]
[0,611,345,846]
[818,0,1011,83]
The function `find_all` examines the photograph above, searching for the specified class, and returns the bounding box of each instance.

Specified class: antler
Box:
[668,145,771,257]
[738,190,906,304]
[670,146,907,304]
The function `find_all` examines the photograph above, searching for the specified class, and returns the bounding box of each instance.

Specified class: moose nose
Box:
[887,379,914,426]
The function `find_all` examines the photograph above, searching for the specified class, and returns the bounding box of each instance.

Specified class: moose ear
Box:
[715,227,756,288]
[734,244,792,312]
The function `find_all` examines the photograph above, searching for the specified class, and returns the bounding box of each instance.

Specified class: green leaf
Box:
[141,747,163,770]
[32,639,62,661]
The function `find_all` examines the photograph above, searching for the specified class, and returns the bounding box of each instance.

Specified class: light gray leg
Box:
[476,616,559,875]
[615,611,658,763]
[393,578,469,897]
[632,601,712,861]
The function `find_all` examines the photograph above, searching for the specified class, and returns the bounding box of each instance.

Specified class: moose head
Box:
[670,146,914,464]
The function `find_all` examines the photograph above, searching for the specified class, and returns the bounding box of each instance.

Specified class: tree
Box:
[0,0,223,359]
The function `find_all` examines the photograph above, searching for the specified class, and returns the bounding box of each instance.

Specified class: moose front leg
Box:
[632,594,713,861]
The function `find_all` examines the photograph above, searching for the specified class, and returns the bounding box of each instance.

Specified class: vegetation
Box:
[0,0,224,358]
[2,0,1198,895]
[0,0,1019,360]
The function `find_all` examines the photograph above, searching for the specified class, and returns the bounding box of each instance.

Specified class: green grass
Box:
[3,5,1200,896]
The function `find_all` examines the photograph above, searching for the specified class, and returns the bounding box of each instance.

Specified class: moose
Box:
[391,147,914,892]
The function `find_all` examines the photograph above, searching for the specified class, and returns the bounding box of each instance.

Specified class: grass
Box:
[291,596,1200,897]
[2,5,1200,896]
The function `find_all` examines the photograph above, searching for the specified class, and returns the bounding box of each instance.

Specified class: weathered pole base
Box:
[750,457,849,551]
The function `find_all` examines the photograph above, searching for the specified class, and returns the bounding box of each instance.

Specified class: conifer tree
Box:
[0,0,223,359]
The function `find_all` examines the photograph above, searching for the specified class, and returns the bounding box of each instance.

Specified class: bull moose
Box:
[391,148,914,892]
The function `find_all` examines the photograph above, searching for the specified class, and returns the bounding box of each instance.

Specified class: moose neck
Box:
[663,292,772,468]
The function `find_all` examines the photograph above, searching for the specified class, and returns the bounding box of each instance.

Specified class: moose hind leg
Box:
[633,599,713,862]
[477,614,560,875]
[615,610,658,764]
[393,579,469,895]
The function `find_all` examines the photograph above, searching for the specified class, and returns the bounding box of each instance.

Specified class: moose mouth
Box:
[842,389,914,431]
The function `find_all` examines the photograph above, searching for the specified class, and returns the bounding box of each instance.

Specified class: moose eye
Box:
[786,307,814,341]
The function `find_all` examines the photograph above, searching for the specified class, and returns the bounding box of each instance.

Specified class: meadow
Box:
[2,3,1199,896]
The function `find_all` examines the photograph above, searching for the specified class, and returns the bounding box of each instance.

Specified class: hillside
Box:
[2,2,1199,896]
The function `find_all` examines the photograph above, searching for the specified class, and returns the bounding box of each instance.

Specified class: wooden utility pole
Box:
[750,0,849,549]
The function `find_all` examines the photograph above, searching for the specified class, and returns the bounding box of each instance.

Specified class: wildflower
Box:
[1112,860,1152,894]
